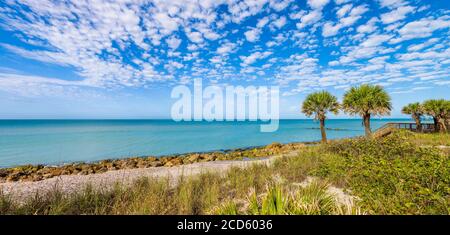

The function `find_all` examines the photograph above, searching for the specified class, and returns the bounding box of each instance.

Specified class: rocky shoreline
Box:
[0,142,308,183]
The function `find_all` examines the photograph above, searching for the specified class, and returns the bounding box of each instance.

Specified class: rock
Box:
[187,154,201,163]
[80,164,90,171]
[6,172,22,182]
[99,160,111,165]
[63,165,75,174]
[79,164,94,174]
[216,155,229,161]
[95,167,108,173]
[43,173,54,179]
[21,175,34,182]
[159,157,170,165]
[201,154,216,162]
[0,141,306,183]
[0,169,9,178]
[32,174,43,181]
[50,168,63,176]
[266,142,282,150]
[149,161,163,167]
[136,160,149,168]
[164,158,183,167]
[146,156,157,162]
[73,164,83,172]
[125,160,137,169]
[105,162,118,171]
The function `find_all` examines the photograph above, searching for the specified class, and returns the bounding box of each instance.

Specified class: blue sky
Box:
[0,0,449,119]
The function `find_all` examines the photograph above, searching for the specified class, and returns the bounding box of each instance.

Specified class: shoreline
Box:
[0,141,310,183]
[1,140,318,168]
[0,150,301,202]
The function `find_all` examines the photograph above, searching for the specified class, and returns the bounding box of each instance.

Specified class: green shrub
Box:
[313,132,450,214]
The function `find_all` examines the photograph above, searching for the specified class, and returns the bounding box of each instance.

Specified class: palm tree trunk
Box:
[319,118,327,143]
[433,117,440,132]
[438,118,447,133]
[413,115,422,132]
[363,114,371,138]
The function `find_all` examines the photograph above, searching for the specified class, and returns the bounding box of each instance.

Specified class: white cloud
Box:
[361,34,392,47]
[269,0,294,11]
[407,38,439,51]
[216,42,237,54]
[322,22,343,37]
[272,16,287,29]
[257,17,270,28]
[0,0,235,88]
[378,0,406,8]
[203,31,221,40]
[390,17,450,43]
[337,4,353,18]
[307,0,330,9]
[296,10,322,29]
[380,6,415,24]
[328,60,339,66]
[244,28,262,42]
[0,0,448,99]
[337,34,393,64]
[357,17,378,33]
[341,5,369,26]
[240,51,273,65]
[334,0,351,5]
[295,0,330,29]
[322,4,368,37]
[153,13,179,35]
[0,72,98,98]
[166,36,181,50]
[396,48,450,61]
[165,61,184,71]
[186,31,204,44]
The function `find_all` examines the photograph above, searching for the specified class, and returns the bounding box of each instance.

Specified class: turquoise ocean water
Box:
[0,119,411,168]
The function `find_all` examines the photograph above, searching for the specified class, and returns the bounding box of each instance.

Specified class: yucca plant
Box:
[247,188,261,215]
[342,84,392,137]
[302,91,339,142]
[212,201,239,215]
[402,102,424,132]
[260,184,288,215]
[290,181,336,215]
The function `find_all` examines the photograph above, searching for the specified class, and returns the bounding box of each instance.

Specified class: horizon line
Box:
[0,117,418,121]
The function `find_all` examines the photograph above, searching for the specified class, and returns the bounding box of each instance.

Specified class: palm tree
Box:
[445,100,450,128]
[422,99,449,133]
[402,102,424,132]
[301,91,339,142]
[342,84,392,137]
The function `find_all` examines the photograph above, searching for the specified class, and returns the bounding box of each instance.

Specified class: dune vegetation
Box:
[0,130,448,215]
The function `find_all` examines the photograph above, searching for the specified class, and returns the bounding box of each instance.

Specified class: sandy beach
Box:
[0,151,298,202]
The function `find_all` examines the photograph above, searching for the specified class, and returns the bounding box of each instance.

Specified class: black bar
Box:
[0,215,448,234]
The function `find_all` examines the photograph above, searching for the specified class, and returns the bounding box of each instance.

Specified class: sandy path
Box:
[0,151,298,201]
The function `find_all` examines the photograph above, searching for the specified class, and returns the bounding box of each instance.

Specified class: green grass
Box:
[393,130,450,146]
[314,131,450,214]
[0,130,448,215]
